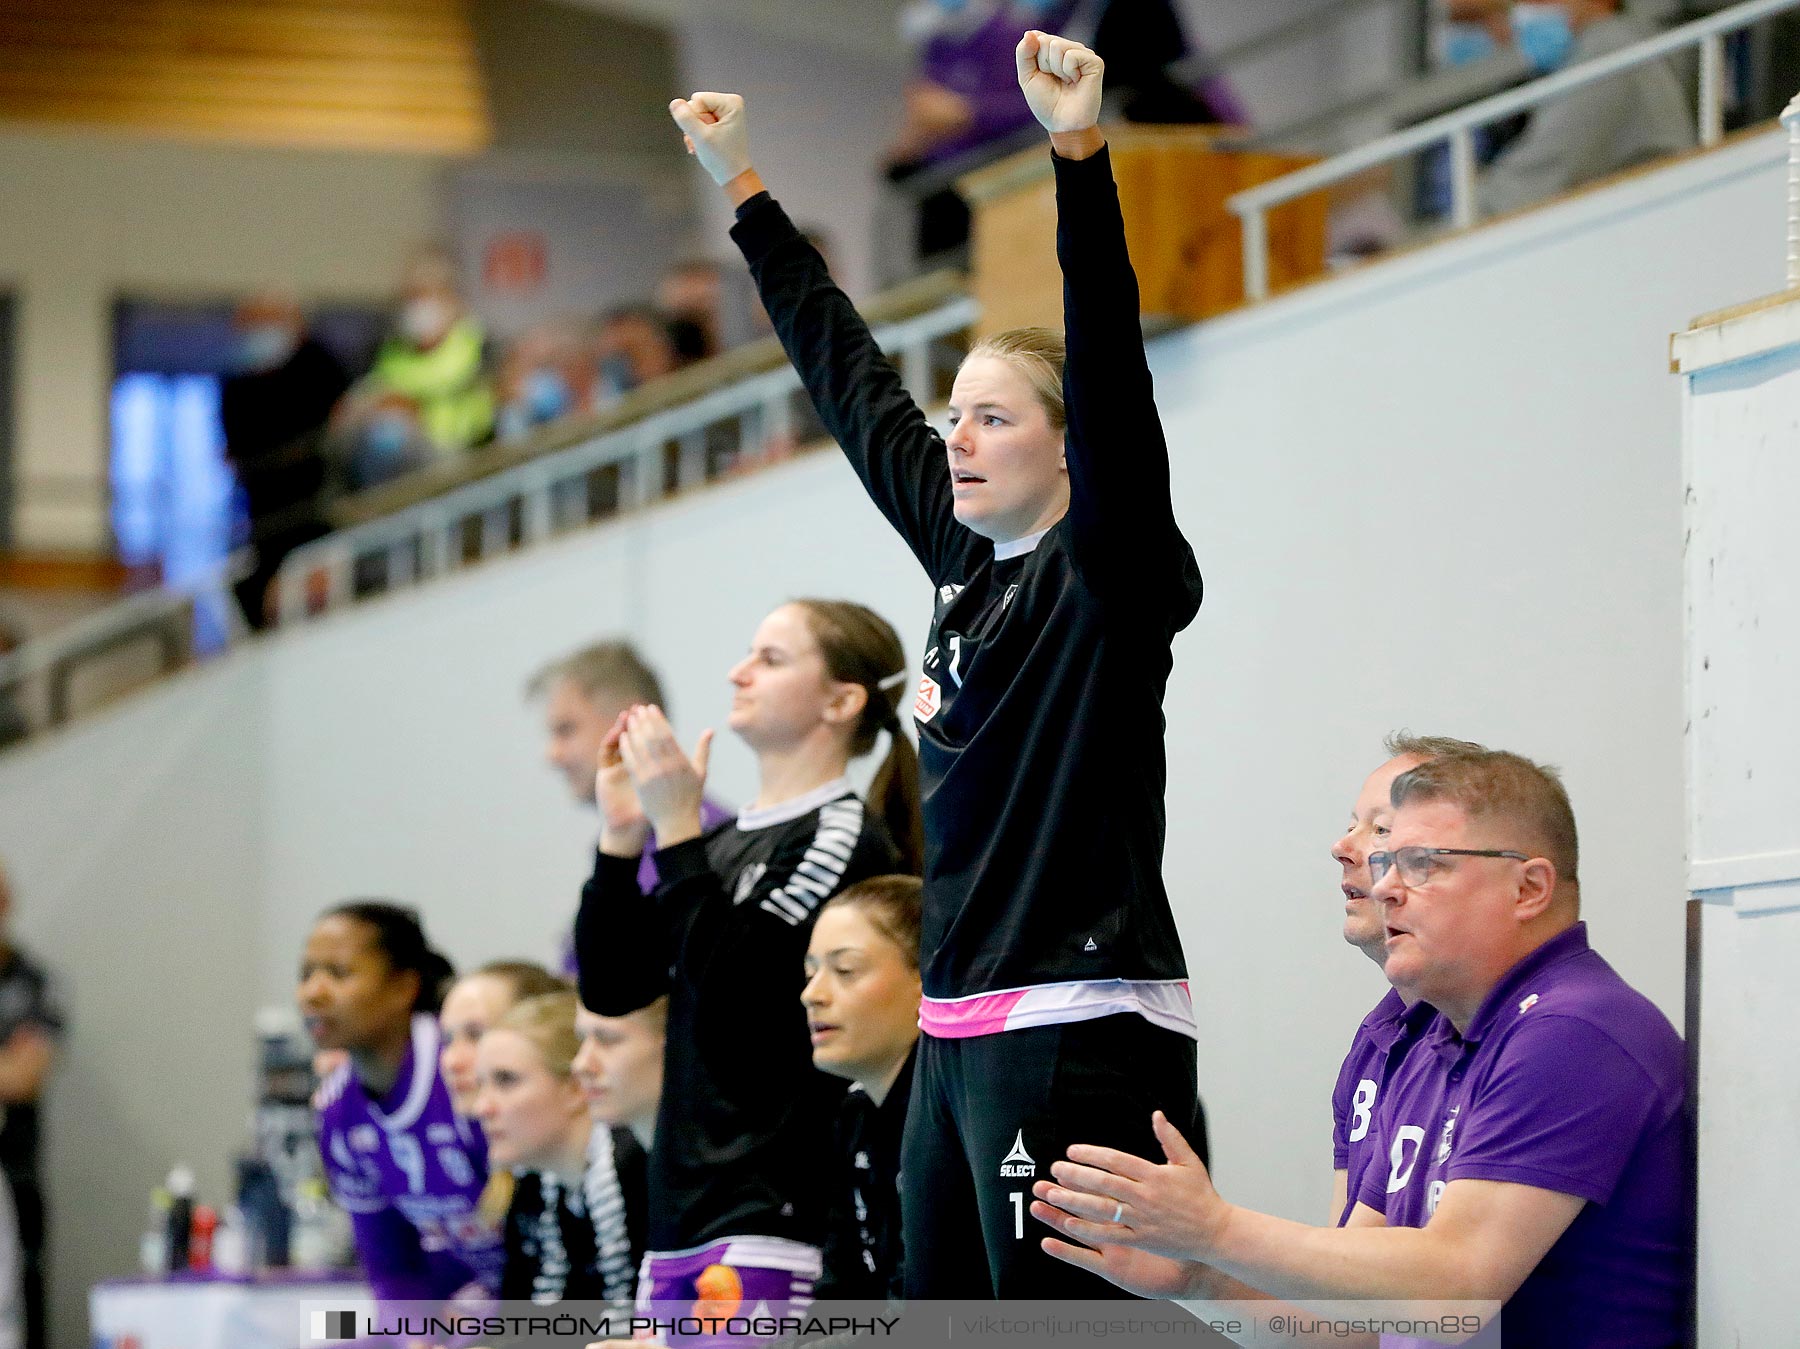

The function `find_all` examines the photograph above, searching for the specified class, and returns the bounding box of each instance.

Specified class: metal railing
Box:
[271,293,978,625]
[1230,0,1800,301]
[0,555,242,739]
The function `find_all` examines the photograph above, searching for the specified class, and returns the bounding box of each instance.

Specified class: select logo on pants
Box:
[311,1310,357,1341]
[1000,1129,1036,1179]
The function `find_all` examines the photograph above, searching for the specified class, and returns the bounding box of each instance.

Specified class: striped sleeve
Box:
[584,1126,638,1306]
[759,799,867,927]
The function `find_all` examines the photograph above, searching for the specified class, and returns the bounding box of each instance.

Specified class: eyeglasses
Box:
[1368,847,1530,888]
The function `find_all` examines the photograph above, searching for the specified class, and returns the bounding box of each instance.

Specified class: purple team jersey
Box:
[1356,924,1689,1347]
[1330,988,1435,1226]
[317,1014,505,1302]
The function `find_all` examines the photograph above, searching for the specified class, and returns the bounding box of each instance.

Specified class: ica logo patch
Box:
[915,674,942,723]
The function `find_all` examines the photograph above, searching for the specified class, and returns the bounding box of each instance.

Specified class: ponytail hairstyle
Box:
[964,327,1067,433]
[324,900,457,1015]
[791,599,924,875]
[820,874,923,971]
[491,990,583,1078]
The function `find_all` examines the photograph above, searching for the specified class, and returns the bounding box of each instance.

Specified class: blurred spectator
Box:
[1412,1,1534,221]
[334,249,495,487]
[1442,0,1515,62]
[656,260,726,364]
[0,616,26,752]
[0,1168,17,1349]
[591,307,680,408]
[0,859,63,1349]
[495,321,594,444]
[888,0,1242,262]
[219,292,350,628]
[525,639,731,977]
[1480,0,1696,216]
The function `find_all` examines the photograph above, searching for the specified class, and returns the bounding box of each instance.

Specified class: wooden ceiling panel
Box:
[0,0,491,153]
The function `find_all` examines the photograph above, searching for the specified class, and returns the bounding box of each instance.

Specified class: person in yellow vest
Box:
[334,250,496,486]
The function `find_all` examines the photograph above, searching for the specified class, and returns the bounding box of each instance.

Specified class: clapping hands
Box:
[597,706,714,858]
[1031,1110,1227,1284]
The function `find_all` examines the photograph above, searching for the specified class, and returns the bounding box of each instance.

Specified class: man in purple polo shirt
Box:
[1328,735,1484,1227]
[1032,748,1689,1347]
[528,640,731,973]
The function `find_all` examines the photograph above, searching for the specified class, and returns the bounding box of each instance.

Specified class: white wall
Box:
[1154,125,1786,1219]
[0,129,451,554]
[1680,313,1800,1347]
[0,127,1790,1345]
[0,658,267,1349]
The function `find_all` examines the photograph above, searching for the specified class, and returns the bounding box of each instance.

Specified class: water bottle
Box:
[188,1204,218,1271]
[213,1203,253,1276]
[290,1178,339,1272]
[139,1187,171,1276]
[165,1165,195,1273]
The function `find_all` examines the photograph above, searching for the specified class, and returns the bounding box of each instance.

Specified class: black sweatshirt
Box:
[817,1045,913,1301]
[574,781,899,1251]
[498,1125,646,1306]
[730,147,1203,1017]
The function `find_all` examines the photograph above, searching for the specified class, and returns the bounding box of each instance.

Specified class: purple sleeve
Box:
[1355,1169,1389,1217]
[1330,1046,1357,1170]
[346,1204,440,1304]
[1445,1016,1668,1204]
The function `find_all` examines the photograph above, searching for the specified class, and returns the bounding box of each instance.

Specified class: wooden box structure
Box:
[958,126,1326,336]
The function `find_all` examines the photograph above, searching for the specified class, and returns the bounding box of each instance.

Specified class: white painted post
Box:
[1241,207,1270,302]
[520,471,553,546]
[387,540,414,589]
[1448,126,1479,231]
[1786,92,1800,288]
[1698,35,1726,148]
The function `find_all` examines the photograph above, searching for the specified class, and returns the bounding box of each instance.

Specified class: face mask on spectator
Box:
[1511,3,1575,74]
[597,354,637,402]
[399,297,456,346]
[365,412,415,459]
[524,367,572,423]
[235,324,297,373]
[498,369,573,440]
[1441,22,1498,67]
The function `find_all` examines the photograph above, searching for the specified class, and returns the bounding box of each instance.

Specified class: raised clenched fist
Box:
[669,92,753,188]
[1015,30,1105,135]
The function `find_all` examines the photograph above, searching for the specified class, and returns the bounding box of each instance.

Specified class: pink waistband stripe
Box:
[919,978,1196,1040]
